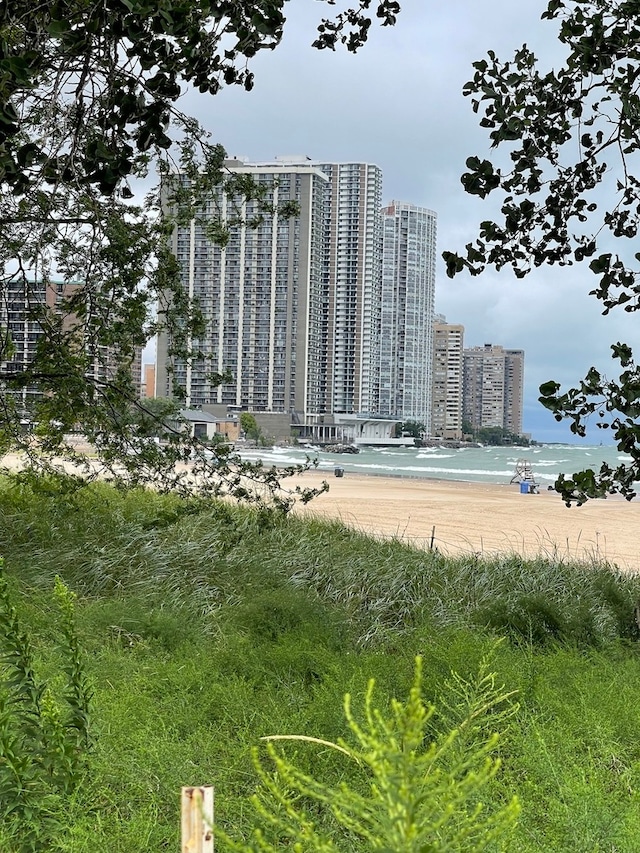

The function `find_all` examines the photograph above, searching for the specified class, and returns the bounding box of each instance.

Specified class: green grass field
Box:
[1,476,640,851]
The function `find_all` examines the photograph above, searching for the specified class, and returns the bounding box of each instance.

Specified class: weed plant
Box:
[0,565,92,852]
[219,656,520,853]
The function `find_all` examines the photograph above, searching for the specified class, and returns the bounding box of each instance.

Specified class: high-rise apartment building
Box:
[1,278,51,407]
[431,316,464,439]
[504,349,525,435]
[378,201,436,425]
[316,161,383,414]
[462,343,524,434]
[1,278,141,408]
[156,160,329,414]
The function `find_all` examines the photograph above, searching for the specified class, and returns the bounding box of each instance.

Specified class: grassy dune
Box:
[1,478,640,851]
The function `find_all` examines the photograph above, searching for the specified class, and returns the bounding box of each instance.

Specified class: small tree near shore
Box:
[395,420,426,439]
[240,413,262,442]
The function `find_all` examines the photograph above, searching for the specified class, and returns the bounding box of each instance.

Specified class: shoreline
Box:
[310,466,520,487]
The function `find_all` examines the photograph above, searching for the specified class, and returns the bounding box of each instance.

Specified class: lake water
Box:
[237,443,633,487]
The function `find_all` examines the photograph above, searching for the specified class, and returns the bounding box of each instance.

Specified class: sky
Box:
[179,0,639,444]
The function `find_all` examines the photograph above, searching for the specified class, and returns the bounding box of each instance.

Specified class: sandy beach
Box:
[293,470,640,572]
[3,447,640,571]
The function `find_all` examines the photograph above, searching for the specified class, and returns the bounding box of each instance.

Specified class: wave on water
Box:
[415,453,455,460]
[235,442,626,486]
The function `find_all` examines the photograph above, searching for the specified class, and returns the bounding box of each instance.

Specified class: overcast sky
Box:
[181,0,639,444]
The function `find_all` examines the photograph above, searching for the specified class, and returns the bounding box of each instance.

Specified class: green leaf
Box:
[539,380,560,397]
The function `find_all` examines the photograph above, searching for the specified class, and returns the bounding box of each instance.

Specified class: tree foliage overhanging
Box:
[445,0,640,504]
[0,0,400,505]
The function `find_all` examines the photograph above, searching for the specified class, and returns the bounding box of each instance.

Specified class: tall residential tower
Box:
[1,278,142,408]
[316,161,383,415]
[431,316,464,439]
[504,349,525,435]
[156,160,329,415]
[462,343,524,434]
[378,201,437,426]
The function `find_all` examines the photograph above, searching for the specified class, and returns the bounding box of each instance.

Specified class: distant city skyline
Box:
[157,157,441,432]
[181,0,633,444]
[155,155,534,444]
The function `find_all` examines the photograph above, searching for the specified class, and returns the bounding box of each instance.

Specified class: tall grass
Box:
[2,477,637,648]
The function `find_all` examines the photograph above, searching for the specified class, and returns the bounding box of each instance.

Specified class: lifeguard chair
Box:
[510,459,539,494]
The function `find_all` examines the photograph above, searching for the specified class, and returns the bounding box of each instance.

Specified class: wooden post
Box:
[181,786,214,853]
